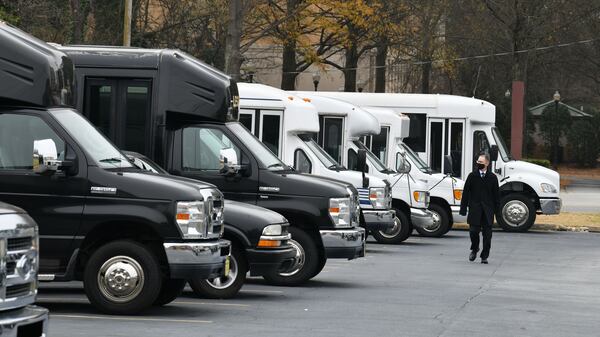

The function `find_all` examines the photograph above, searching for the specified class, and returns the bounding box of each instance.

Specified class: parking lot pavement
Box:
[40,230,600,337]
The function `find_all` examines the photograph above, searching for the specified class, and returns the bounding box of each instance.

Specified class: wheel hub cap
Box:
[207,255,238,289]
[422,210,441,233]
[98,256,145,303]
[503,200,529,227]
[379,217,401,239]
[280,239,305,277]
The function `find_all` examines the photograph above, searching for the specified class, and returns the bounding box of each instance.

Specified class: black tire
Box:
[415,203,450,237]
[262,227,319,286]
[310,254,327,279]
[497,194,536,232]
[83,240,162,315]
[153,279,186,306]
[189,247,247,299]
[371,209,411,244]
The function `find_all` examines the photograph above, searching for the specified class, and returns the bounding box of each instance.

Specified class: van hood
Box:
[504,160,560,194]
[91,169,219,201]
[321,170,387,189]
[262,171,353,198]
[417,173,464,190]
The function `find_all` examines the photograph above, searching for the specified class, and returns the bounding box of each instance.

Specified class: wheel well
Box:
[429,197,452,225]
[223,234,247,265]
[500,182,540,209]
[74,222,167,280]
[392,198,411,220]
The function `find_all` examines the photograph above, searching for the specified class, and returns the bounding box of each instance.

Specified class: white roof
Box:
[238,83,319,133]
[306,92,496,124]
[293,91,381,137]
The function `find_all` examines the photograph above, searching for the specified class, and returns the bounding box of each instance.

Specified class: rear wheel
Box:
[83,240,162,315]
[189,247,246,299]
[371,209,410,244]
[415,203,450,237]
[263,227,319,286]
[153,279,186,306]
[497,194,536,232]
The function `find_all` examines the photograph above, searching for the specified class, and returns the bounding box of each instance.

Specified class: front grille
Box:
[200,188,224,239]
[357,188,371,207]
[6,283,32,298]
[7,236,33,251]
[6,261,16,274]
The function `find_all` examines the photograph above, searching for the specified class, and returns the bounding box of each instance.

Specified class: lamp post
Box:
[312,71,321,91]
[552,90,561,166]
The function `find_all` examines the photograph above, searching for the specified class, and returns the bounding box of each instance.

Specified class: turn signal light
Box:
[329,207,340,213]
[176,213,190,221]
[258,240,282,248]
[453,189,463,200]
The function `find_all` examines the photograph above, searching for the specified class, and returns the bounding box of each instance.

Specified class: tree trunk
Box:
[344,43,359,92]
[421,61,431,93]
[375,44,387,93]
[70,0,83,43]
[281,40,298,90]
[224,0,243,81]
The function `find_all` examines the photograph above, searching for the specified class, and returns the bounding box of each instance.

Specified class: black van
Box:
[0,23,232,314]
[61,46,366,285]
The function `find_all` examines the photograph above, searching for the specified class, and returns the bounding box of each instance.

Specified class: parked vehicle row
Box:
[0,22,562,327]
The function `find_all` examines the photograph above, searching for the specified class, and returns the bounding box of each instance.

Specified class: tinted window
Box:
[429,121,443,173]
[321,117,344,163]
[347,149,358,171]
[182,127,241,171]
[473,130,490,171]
[404,113,426,152]
[239,113,253,132]
[294,149,312,173]
[371,126,389,162]
[0,114,64,170]
[88,84,114,137]
[449,122,463,177]
[261,114,281,156]
[124,85,150,154]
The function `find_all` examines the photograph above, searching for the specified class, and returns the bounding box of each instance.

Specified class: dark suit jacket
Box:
[459,170,500,227]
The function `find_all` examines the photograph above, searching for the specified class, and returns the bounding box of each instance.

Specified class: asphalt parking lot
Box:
[39,230,600,337]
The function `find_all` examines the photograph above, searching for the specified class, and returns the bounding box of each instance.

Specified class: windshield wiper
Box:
[100,157,122,163]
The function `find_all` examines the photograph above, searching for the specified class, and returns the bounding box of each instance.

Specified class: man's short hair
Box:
[478,152,490,163]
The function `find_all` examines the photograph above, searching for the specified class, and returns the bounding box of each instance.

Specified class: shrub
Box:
[523,158,551,168]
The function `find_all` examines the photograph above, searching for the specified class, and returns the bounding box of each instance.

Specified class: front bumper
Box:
[0,305,48,337]
[164,239,231,279]
[410,208,435,229]
[320,227,365,260]
[540,198,562,215]
[362,209,396,231]
[246,246,297,276]
[450,205,467,223]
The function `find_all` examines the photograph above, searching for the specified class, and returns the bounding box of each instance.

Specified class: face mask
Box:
[476,163,485,170]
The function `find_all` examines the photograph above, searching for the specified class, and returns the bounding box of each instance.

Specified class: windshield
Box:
[353,140,389,173]
[492,127,511,161]
[299,134,344,170]
[227,122,290,170]
[401,143,430,173]
[130,155,168,175]
[49,109,133,169]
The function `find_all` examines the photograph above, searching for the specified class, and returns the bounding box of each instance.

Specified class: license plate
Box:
[224,256,231,276]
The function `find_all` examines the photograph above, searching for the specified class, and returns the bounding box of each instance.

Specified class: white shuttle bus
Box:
[361,107,467,235]
[307,92,561,232]
[237,83,397,241]
[293,92,436,242]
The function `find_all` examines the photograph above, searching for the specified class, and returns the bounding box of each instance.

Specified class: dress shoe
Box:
[469,251,477,261]
[481,258,488,264]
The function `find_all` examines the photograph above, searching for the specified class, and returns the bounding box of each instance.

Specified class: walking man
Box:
[459,152,500,264]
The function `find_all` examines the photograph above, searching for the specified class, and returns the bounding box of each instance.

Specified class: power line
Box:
[248,37,600,75]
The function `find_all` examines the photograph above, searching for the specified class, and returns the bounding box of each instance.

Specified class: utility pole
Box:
[123,0,133,47]
[225,0,243,81]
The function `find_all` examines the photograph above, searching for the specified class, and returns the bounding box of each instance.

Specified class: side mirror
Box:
[357,149,367,173]
[33,139,60,175]
[490,145,499,162]
[219,148,240,176]
[396,152,410,173]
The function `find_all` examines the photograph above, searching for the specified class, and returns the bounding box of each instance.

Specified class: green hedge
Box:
[523,158,551,168]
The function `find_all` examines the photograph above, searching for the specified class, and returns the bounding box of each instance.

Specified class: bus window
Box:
[472,130,490,171]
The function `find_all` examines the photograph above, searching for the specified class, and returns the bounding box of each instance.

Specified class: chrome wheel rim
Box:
[97,256,145,303]
[206,254,239,290]
[502,200,529,227]
[378,217,402,239]
[280,239,305,277]
[422,210,442,233]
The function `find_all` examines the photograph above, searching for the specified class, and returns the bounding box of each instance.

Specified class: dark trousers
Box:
[469,212,492,259]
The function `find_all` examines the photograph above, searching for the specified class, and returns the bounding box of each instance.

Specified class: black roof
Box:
[58,45,238,122]
[0,22,75,108]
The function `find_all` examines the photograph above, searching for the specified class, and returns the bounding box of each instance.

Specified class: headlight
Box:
[176,201,208,238]
[540,183,557,194]
[413,191,430,207]
[453,189,463,201]
[329,197,353,228]
[369,187,387,208]
[257,223,291,248]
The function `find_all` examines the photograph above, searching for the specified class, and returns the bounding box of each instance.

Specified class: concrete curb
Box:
[452,222,600,233]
